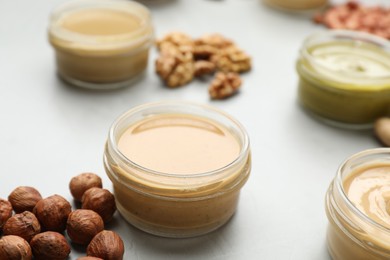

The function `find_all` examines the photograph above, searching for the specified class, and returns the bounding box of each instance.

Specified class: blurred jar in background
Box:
[263,0,328,11]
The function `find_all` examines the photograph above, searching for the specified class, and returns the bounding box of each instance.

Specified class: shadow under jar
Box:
[48,0,154,90]
[104,102,251,238]
[297,30,390,129]
[325,148,390,260]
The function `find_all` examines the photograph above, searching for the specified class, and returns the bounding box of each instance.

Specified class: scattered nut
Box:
[33,194,71,232]
[209,72,242,99]
[156,32,194,50]
[315,2,390,39]
[155,48,195,88]
[211,46,251,73]
[78,257,103,260]
[8,186,42,213]
[3,211,40,242]
[82,188,116,223]
[30,231,71,260]
[194,60,216,77]
[69,173,103,202]
[374,117,390,146]
[67,209,104,245]
[155,32,251,98]
[87,230,124,260]
[0,235,32,260]
[0,199,12,230]
[387,200,390,215]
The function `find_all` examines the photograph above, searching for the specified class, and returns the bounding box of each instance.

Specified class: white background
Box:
[0,0,387,259]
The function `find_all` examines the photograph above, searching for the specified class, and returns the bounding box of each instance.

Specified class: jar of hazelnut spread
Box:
[104,102,251,238]
[48,0,154,89]
[325,149,390,260]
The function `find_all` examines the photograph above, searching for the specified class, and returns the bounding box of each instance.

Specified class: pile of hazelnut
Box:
[314,1,390,39]
[0,173,124,260]
[155,32,252,99]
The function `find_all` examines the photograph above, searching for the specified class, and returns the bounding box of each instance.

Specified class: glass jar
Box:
[325,148,390,260]
[263,0,328,11]
[297,30,390,129]
[103,102,251,238]
[48,0,154,90]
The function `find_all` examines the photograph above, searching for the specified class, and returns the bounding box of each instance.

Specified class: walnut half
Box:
[209,72,242,99]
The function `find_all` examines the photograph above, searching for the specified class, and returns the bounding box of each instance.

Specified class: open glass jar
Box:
[325,148,390,260]
[297,30,390,129]
[263,0,328,11]
[48,0,154,89]
[104,102,251,238]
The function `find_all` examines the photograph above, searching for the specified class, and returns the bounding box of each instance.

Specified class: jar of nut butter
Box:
[297,30,390,129]
[48,0,154,89]
[325,148,390,260]
[104,102,251,238]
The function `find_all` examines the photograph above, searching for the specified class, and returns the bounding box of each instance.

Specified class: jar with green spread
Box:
[297,30,390,129]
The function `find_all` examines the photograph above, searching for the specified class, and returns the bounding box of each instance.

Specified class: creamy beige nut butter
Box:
[48,0,154,89]
[326,149,390,260]
[104,102,251,238]
[297,30,390,129]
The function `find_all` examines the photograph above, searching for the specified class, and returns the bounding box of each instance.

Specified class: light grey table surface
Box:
[0,0,387,259]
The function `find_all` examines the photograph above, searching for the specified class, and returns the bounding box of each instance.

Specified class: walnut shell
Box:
[3,211,40,242]
[87,230,124,260]
[82,188,116,223]
[0,198,13,230]
[67,209,104,245]
[33,194,71,232]
[69,173,103,202]
[30,231,71,260]
[8,186,42,213]
[0,235,32,260]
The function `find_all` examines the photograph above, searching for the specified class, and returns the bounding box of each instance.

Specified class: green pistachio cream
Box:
[297,30,390,129]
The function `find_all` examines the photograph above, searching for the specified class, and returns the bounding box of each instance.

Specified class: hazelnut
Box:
[78,257,103,260]
[8,186,42,213]
[69,173,103,202]
[0,235,32,260]
[3,211,40,242]
[82,188,116,223]
[0,199,13,230]
[375,117,390,147]
[30,231,71,260]
[33,194,71,232]
[87,230,124,260]
[67,209,104,245]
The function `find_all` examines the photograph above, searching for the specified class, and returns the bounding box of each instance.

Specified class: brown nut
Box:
[0,199,13,230]
[87,230,124,260]
[209,72,242,99]
[387,200,390,215]
[194,60,216,77]
[78,257,103,260]
[3,211,40,242]
[0,235,32,260]
[69,173,103,202]
[375,117,390,147]
[67,209,104,245]
[82,188,116,223]
[8,186,42,213]
[33,194,71,232]
[30,231,71,260]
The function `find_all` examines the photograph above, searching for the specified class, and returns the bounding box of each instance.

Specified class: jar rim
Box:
[300,30,390,88]
[48,0,154,49]
[107,101,250,178]
[335,148,390,232]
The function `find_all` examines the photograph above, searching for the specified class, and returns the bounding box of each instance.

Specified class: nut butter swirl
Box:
[344,164,390,228]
